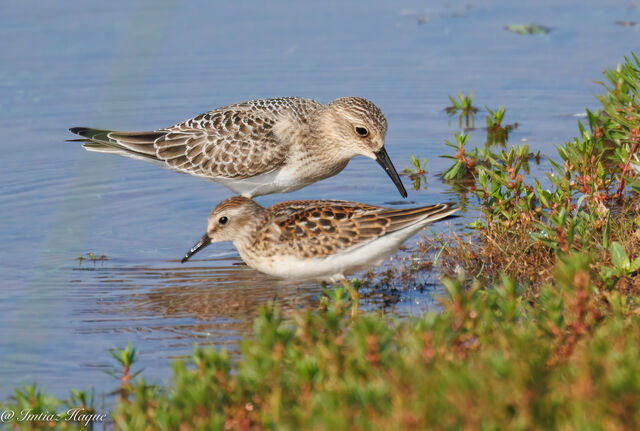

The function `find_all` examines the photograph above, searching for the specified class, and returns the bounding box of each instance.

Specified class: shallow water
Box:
[1,0,639,401]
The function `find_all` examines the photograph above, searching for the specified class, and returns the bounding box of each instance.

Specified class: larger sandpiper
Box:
[69,97,407,198]
[181,196,458,282]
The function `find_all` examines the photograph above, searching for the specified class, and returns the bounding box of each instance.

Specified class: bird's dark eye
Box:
[219,216,228,225]
[355,126,369,137]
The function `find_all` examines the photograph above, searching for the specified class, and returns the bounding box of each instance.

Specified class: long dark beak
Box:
[181,234,211,263]
[375,147,408,198]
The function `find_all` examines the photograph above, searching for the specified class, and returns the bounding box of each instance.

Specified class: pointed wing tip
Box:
[435,203,461,221]
[69,127,88,136]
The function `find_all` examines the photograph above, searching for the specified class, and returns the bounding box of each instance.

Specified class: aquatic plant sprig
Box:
[485,105,518,146]
[106,342,144,401]
[441,131,476,180]
[403,155,427,177]
[446,91,479,129]
[402,155,428,190]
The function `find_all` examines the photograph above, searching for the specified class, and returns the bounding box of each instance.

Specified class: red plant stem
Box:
[615,141,638,202]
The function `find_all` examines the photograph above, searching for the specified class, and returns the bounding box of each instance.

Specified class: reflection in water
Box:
[71,251,445,357]
[73,257,320,351]
[29,252,442,402]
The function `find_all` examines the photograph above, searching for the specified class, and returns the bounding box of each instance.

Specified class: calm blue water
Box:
[1,0,639,402]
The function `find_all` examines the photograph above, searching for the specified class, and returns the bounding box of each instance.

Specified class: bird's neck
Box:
[286,139,350,186]
[231,210,268,254]
[294,113,353,170]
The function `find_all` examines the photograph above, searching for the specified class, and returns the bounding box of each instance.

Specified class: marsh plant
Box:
[441,131,476,181]
[105,343,144,401]
[402,155,428,190]
[445,91,478,129]
[485,105,518,146]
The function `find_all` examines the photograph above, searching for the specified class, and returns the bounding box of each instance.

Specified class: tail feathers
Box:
[383,203,459,233]
[68,127,165,160]
[68,127,112,143]
[419,203,460,224]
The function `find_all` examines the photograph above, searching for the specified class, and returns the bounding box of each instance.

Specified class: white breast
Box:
[207,167,308,197]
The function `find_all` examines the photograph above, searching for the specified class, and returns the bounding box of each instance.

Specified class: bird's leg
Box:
[341,279,359,319]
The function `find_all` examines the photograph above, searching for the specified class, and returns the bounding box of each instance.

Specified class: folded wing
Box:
[69,98,321,179]
[261,201,458,258]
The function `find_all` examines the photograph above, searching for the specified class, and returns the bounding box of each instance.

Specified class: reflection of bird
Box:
[181,196,458,282]
[69,97,407,198]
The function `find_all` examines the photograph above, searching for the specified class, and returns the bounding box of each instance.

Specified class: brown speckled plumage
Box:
[252,200,384,258]
[72,98,320,178]
[69,97,407,198]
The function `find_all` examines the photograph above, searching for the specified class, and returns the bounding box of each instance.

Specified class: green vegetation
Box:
[485,105,518,146]
[105,343,144,400]
[441,131,475,181]
[445,91,478,128]
[3,54,640,430]
[402,155,428,190]
[403,154,427,177]
[437,53,640,287]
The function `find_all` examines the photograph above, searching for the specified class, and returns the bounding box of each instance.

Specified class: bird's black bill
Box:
[375,147,408,198]
[181,234,211,263]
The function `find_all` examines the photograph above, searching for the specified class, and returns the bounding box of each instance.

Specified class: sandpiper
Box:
[180,196,458,282]
[69,97,407,198]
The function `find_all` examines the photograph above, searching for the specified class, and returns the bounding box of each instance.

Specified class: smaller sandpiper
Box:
[181,196,458,282]
[69,97,407,198]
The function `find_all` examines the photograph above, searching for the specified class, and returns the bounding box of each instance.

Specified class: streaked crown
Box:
[327,97,387,136]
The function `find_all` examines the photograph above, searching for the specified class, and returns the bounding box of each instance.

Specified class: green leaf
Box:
[444,162,462,180]
[610,242,630,271]
[631,256,640,272]
[600,267,620,281]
